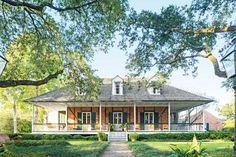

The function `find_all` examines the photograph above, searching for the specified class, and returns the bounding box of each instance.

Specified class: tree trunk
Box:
[13,101,17,134]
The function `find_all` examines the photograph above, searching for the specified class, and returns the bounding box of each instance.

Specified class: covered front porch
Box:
[31,101,206,134]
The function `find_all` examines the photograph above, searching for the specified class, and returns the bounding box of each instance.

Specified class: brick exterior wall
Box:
[67,106,168,130]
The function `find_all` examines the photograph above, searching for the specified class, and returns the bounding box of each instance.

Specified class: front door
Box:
[113,112,123,131]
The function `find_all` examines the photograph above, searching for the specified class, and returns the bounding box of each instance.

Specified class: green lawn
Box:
[129,141,233,157]
[0,140,108,157]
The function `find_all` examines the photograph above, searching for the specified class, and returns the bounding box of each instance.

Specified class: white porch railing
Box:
[32,123,205,132]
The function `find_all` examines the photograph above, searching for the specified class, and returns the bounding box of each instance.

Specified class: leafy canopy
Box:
[119,0,236,79]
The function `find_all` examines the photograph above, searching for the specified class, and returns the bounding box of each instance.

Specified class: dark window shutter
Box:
[109,112,113,124]
[140,112,144,130]
[206,123,209,131]
[123,112,127,123]
[77,112,82,130]
[91,112,96,130]
[154,112,158,129]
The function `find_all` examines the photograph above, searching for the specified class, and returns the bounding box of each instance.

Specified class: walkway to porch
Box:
[101,142,134,157]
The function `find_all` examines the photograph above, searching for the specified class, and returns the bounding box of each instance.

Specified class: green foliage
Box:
[15,119,31,134]
[129,133,139,141]
[97,132,107,141]
[0,147,3,153]
[0,111,31,134]
[218,100,234,120]
[0,140,108,157]
[119,123,127,131]
[129,141,232,157]
[137,131,233,141]
[218,100,235,129]
[109,123,114,131]
[6,140,69,147]
[119,0,236,78]
[170,135,208,157]
[0,0,128,92]
[8,134,97,141]
[129,142,172,157]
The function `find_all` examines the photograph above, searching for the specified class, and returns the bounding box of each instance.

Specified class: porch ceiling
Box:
[33,100,210,112]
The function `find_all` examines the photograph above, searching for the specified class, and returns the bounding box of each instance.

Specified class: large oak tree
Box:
[120,0,236,79]
[0,0,128,88]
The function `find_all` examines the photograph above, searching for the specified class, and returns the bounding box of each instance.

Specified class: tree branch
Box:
[0,70,63,88]
[171,25,236,35]
[1,0,99,12]
[203,47,227,78]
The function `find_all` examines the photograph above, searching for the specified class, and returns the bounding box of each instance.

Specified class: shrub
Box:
[0,147,4,153]
[97,132,107,141]
[8,134,98,141]
[6,140,70,147]
[129,133,139,141]
[138,131,233,141]
[170,135,208,157]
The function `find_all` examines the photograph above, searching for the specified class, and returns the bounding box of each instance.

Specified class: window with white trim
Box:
[76,87,85,95]
[115,81,121,94]
[112,75,123,95]
[153,87,161,95]
[144,112,154,124]
[82,112,91,124]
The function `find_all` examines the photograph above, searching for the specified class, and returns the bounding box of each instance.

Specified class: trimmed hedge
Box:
[1,141,108,157]
[8,134,97,141]
[137,131,233,141]
[6,140,69,147]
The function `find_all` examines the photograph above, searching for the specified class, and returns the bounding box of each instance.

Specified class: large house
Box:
[26,75,213,140]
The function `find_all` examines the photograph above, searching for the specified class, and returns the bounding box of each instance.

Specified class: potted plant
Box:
[119,123,127,131]
[109,123,114,131]
[97,132,106,141]
[129,132,138,142]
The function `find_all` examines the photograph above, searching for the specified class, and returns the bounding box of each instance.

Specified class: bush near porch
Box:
[0,140,108,157]
[137,131,233,141]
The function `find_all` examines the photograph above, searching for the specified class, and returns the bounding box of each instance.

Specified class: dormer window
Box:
[153,87,161,95]
[76,87,85,96]
[112,75,123,95]
[147,81,161,95]
[115,82,121,94]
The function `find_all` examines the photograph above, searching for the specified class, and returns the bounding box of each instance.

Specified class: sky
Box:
[91,0,233,116]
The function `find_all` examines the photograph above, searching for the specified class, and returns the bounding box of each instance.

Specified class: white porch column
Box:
[168,103,170,131]
[66,106,68,130]
[202,106,205,131]
[32,104,35,132]
[99,102,102,131]
[134,102,136,131]
[188,108,191,131]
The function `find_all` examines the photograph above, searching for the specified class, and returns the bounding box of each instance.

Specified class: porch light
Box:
[220,37,236,157]
[0,55,8,75]
[221,40,236,78]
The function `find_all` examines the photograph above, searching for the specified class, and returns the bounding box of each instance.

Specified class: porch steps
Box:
[108,132,127,142]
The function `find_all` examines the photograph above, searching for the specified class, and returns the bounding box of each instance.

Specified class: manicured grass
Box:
[129,141,233,157]
[0,140,108,157]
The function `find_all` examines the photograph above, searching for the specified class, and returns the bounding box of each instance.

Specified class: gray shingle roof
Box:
[26,79,213,103]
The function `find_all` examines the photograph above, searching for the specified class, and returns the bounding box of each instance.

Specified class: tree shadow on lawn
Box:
[128,142,172,157]
[0,141,108,157]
